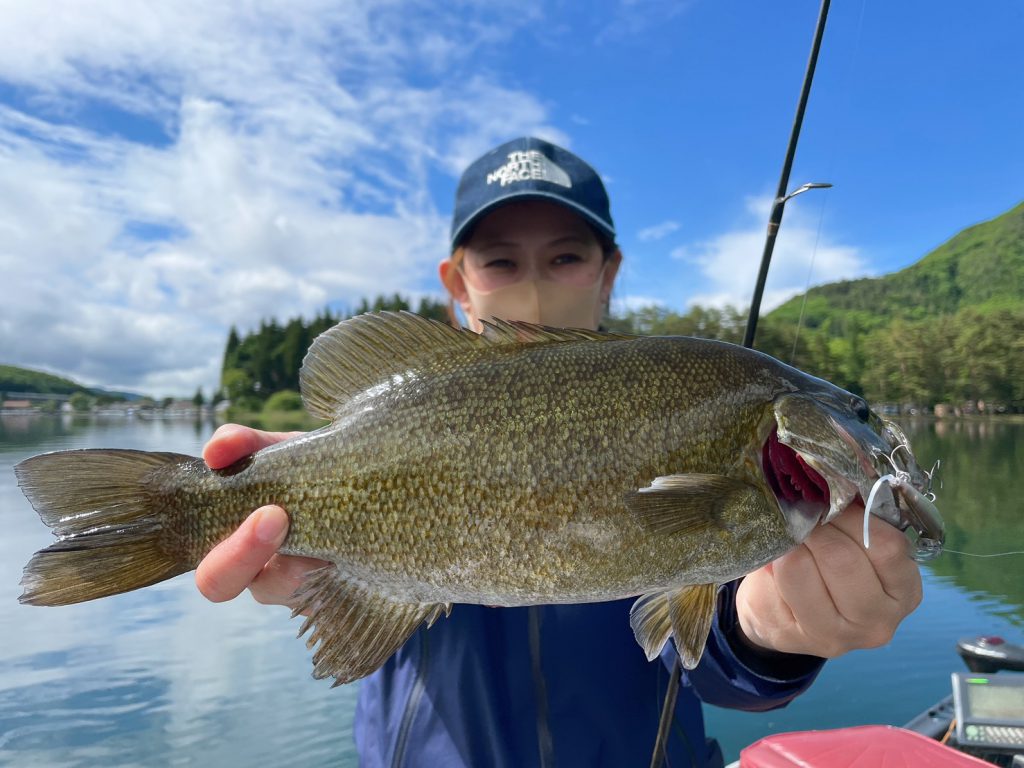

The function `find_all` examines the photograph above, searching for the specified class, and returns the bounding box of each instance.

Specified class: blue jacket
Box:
[354,582,823,767]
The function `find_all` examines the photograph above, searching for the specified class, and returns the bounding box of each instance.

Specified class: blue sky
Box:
[1,0,1021,396]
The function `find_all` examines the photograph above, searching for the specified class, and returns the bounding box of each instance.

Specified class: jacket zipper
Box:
[391,630,429,768]
[529,606,555,768]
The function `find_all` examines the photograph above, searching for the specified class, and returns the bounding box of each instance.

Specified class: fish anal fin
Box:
[668,583,718,669]
[625,474,757,536]
[630,583,719,670]
[629,591,674,662]
[290,565,451,686]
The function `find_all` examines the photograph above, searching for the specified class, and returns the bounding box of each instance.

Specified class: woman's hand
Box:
[735,504,923,659]
[194,424,329,607]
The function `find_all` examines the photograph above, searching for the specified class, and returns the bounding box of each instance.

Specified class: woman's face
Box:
[440,200,620,332]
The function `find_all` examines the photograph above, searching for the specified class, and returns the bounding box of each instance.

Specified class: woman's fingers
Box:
[202,424,301,469]
[250,555,331,608]
[195,505,290,602]
[827,507,922,606]
[737,505,924,658]
[196,426,320,607]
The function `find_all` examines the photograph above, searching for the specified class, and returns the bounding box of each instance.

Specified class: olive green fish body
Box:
[160,336,795,599]
[15,312,941,683]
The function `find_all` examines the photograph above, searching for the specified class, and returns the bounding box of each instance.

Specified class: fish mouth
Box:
[762,427,831,537]
[763,421,945,558]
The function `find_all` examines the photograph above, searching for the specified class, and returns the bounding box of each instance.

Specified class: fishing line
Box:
[862,473,1024,558]
[943,549,1024,558]
[789,0,867,365]
[790,193,829,364]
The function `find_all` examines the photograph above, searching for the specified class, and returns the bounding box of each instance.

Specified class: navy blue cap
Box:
[450,137,616,250]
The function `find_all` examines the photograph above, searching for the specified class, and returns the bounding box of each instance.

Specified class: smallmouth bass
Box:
[15,312,943,684]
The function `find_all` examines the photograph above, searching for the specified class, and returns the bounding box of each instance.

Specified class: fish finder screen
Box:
[968,683,1024,721]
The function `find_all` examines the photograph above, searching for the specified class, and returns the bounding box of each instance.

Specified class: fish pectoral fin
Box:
[630,583,719,670]
[625,473,755,535]
[290,565,452,686]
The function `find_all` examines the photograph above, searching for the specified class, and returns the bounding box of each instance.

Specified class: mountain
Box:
[768,201,1024,330]
[0,365,88,397]
[754,200,1024,408]
[0,364,146,402]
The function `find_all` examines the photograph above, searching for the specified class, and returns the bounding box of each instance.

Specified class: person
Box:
[195,137,923,767]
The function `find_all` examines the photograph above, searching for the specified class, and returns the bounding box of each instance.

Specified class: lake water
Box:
[1,414,1021,766]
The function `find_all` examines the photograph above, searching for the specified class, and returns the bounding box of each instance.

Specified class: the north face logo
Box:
[486,150,572,188]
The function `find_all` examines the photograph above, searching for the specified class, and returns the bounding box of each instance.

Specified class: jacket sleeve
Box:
[672,580,825,712]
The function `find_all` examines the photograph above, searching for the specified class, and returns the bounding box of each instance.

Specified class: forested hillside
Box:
[0,365,86,397]
[612,201,1024,410]
[220,295,448,410]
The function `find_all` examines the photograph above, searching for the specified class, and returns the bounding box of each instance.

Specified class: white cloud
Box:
[636,220,679,242]
[671,195,866,311]
[595,0,695,43]
[0,1,563,397]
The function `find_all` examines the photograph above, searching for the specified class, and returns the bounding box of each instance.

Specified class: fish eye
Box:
[851,396,870,422]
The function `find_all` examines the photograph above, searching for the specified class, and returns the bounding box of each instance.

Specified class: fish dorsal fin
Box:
[630,583,719,669]
[290,564,452,686]
[478,317,635,345]
[300,311,635,420]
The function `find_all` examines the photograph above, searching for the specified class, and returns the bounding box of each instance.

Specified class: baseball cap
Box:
[450,137,616,250]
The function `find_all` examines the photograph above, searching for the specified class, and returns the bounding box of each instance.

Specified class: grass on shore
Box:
[221,407,329,432]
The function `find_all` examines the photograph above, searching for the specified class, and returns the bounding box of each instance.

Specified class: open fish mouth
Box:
[762,422,945,560]
[762,427,832,535]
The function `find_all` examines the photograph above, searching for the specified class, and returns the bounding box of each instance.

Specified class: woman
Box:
[196,138,922,767]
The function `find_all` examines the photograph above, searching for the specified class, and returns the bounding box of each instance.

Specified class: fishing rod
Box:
[742,0,833,351]
[650,2,832,766]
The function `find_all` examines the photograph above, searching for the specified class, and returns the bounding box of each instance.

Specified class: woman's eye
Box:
[552,252,584,266]
[483,258,517,270]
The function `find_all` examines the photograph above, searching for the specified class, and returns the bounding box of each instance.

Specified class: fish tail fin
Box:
[15,449,196,606]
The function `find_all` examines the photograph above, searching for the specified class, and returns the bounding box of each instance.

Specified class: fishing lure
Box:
[863,445,944,562]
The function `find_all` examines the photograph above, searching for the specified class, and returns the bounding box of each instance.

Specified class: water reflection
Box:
[0,415,1021,765]
[902,419,1024,625]
[0,416,356,767]
[0,413,218,454]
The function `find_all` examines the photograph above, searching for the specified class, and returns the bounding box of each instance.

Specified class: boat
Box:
[728,636,1024,767]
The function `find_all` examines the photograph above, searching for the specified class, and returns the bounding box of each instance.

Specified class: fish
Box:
[14,311,943,685]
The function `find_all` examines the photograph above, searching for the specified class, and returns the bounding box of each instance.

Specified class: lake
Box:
[1,414,1021,766]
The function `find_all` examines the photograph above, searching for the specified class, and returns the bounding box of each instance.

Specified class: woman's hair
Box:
[441,222,620,327]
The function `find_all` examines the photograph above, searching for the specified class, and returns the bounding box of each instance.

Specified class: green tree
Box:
[222,368,254,403]
[263,389,304,412]
[223,326,241,372]
[276,319,308,392]
[69,392,92,412]
[416,296,450,323]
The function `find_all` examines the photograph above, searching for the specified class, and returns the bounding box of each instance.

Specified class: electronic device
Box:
[952,671,1024,752]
